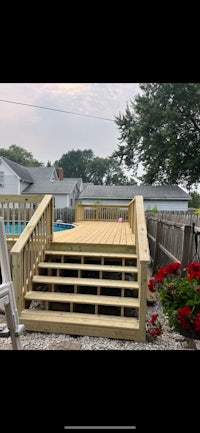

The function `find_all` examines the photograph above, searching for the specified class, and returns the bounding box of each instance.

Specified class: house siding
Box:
[54,194,70,208]
[0,160,18,193]
[144,200,188,211]
[0,157,83,209]
[80,198,189,212]
[79,199,131,206]
[70,186,80,207]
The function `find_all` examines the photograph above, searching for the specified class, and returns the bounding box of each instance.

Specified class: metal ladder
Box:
[0,217,24,350]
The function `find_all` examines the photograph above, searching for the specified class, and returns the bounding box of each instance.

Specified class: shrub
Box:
[148,262,200,339]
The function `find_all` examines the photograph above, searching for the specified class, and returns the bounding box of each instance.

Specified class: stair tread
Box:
[25,290,140,307]
[20,309,140,329]
[32,275,138,289]
[38,262,138,273]
[45,250,137,259]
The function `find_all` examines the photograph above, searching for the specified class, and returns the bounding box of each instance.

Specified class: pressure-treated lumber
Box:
[32,275,139,289]
[25,291,140,308]
[19,309,146,341]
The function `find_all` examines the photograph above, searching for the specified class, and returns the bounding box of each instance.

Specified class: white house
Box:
[78,184,192,211]
[0,156,83,208]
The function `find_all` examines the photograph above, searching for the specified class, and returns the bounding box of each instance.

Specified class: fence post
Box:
[152,219,161,275]
[181,225,193,267]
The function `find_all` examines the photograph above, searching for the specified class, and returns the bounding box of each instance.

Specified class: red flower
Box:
[178,306,192,330]
[149,327,162,337]
[148,278,156,292]
[149,261,200,337]
[165,263,182,274]
[155,274,164,283]
[178,306,192,317]
[148,314,163,338]
[188,271,200,281]
[157,266,169,278]
[150,314,159,325]
[187,262,200,275]
[194,313,200,332]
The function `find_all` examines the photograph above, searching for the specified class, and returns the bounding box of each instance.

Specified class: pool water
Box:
[4,221,76,234]
[54,222,76,232]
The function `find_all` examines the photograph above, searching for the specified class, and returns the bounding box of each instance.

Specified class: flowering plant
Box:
[148,313,163,337]
[148,262,200,338]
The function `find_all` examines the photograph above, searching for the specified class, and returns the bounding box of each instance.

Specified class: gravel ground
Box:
[0,301,198,350]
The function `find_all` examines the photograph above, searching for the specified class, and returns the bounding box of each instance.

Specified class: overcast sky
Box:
[0,83,141,165]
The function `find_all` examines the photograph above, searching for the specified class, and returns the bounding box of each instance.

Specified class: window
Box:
[70,199,73,207]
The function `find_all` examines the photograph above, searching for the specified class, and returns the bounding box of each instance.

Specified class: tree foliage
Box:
[104,156,137,185]
[54,149,94,182]
[189,191,200,208]
[0,144,136,185]
[55,150,135,185]
[0,144,44,166]
[85,157,110,185]
[114,83,200,188]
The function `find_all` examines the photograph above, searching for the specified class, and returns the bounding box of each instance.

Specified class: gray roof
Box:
[0,156,59,184]
[23,179,79,194]
[26,166,57,181]
[79,184,191,200]
[1,156,34,183]
[0,156,83,195]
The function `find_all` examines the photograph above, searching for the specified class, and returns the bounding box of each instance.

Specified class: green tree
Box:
[85,155,135,185]
[114,83,200,188]
[104,156,137,185]
[189,191,200,208]
[0,144,43,166]
[85,157,109,184]
[54,149,94,182]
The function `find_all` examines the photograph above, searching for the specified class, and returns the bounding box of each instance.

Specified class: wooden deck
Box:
[53,221,135,246]
[8,195,150,342]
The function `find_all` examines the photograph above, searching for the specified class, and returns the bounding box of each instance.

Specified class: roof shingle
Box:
[79,184,191,200]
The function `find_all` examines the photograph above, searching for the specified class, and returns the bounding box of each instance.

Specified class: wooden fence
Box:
[146,212,200,274]
[54,207,75,223]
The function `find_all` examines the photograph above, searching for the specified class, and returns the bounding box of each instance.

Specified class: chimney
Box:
[58,167,64,181]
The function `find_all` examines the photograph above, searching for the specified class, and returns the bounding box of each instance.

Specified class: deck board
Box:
[25,291,140,308]
[32,275,139,289]
[53,221,135,246]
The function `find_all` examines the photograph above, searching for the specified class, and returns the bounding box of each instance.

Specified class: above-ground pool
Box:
[4,221,76,235]
[53,222,77,232]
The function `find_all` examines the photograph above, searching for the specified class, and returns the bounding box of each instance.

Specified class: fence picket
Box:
[146,212,198,273]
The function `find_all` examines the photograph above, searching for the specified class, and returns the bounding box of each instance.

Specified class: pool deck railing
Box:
[9,195,54,313]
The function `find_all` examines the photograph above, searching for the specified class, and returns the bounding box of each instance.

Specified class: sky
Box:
[0,83,141,166]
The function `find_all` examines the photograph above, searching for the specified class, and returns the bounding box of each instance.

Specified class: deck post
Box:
[138,261,148,340]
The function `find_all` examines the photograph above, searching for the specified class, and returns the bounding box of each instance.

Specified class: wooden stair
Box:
[31,275,138,289]
[19,310,144,341]
[25,291,140,308]
[20,249,146,341]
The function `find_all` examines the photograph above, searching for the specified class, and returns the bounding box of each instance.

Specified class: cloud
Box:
[42,83,89,96]
[0,83,141,165]
[35,83,140,118]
